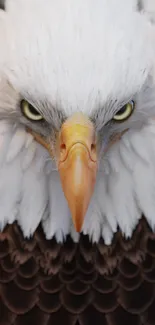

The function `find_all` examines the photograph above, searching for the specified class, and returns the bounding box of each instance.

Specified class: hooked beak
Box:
[57,113,97,232]
[29,112,98,232]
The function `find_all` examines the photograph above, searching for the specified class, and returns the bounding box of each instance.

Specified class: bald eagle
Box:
[1,0,155,324]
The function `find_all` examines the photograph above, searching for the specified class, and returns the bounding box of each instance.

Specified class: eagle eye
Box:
[113,100,135,122]
[20,100,44,121]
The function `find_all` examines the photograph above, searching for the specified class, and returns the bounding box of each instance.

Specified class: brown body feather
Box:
[1,218,155,325]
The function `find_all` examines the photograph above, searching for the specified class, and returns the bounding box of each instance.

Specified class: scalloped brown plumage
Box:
[1,218,155,325]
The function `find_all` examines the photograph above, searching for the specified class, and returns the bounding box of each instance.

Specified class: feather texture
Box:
[0,0,154,244]
[1,2,155,323]
[0,0,154,119]
[1,218,155,325]
[0,120,155,244]
[141,0,155,22]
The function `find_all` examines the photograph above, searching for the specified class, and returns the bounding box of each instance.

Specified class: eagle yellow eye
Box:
[113,101,135,122]
[20,100,43,121]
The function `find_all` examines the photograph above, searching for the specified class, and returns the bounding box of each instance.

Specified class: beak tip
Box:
[73,218,83,233]
[71,208,85,233]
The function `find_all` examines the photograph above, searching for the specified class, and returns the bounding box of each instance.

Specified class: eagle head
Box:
[0,0,155,243]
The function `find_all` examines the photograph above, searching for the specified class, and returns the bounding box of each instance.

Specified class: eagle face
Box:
[0,0,155,243]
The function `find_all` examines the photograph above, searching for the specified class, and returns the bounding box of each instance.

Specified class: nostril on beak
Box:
[60,143,67,161]
[60,143,66,152]
[90,143,97,161]
[91,143,96,152]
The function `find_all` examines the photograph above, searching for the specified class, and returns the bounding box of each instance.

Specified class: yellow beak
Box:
[57,113,97,232]
[29,112,98,232]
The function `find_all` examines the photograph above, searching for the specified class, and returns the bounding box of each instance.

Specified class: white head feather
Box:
[0,0,155,243]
